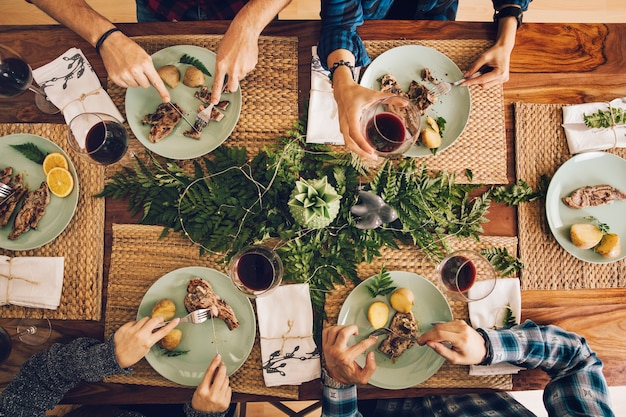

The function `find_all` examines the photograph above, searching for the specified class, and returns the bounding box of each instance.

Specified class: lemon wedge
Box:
[42,152,69,176]
[46,167,74,198]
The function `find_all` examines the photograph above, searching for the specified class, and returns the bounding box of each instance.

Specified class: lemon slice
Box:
[43,152,69,175]
[46,167,74,198]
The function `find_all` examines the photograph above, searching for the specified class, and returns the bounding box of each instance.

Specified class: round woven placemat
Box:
[514,102,626,289]
[363,39,507,185]
[0,123,104,320]
[105,34,299,179]
[103,224,298,399]
[325,235,518,391]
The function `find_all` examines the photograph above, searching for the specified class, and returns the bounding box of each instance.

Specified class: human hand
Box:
[417,320,487,365]
[332,75,393,160]
[191,354,232,413]
[322,325,378,385]
[113,317,180,369]
[211,24,259,104]
[98,32,170,102]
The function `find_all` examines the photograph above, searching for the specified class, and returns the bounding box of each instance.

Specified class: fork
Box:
[0,183,15,206]
[195,75,229,129]
[153,308,212,329]
[368,327,419,342]
[428,70,484,96]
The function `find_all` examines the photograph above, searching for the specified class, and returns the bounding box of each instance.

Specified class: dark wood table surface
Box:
[1,20,625,404]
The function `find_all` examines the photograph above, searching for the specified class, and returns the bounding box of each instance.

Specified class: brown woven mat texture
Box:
[104,224,298,399]
[106,34,299,179]
[105,224,517,393]
[515,102,626,289]
[0,123,104,320]
[364,39,507,185]
[326,235,518,391]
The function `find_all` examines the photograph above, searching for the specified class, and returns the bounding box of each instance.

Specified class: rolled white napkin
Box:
[468,277,523,375]
[562,97,626,154]
[255,283,321,387]
[306,46,347,145]
[0,255,64,310]
[32,48,124,125]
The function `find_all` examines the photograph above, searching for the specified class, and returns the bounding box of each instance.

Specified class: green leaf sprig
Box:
[365,265,396,297]
[584,216,610,234]
[179,54,212,76]
[501,303,518,328]
[583,107,625,129]
[481,247,524,277]
[491,179,541,205]
[10,142,48,164]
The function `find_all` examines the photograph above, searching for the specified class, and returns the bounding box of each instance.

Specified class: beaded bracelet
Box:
[95,27,121,55]
[329,60,355,82]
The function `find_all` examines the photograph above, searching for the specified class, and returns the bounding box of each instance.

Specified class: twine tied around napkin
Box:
[0,255,64,310]
[562,97,626,154]
[256,283,321,387]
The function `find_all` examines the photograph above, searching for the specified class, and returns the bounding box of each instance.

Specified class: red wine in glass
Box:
[0,57,32,98]
[85,120,129,165]
[366,112,406,153]
[236,252,275,291]
[440,255,476,293]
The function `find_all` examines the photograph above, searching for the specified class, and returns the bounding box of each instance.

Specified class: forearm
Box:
[230,0,292,36]
[30,0,116,47]
[0,336,130,417]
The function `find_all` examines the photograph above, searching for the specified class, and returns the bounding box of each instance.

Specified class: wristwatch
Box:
[321,368,352,389]
[493,6,523,29]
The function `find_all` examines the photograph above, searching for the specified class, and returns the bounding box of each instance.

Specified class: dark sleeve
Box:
[183,402,227,417]
[0,335,131,417]
[492,0,532,12]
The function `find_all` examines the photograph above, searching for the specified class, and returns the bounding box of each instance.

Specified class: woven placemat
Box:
[514,102,626,289]
[363,40,507,184]
[0,123,104,320]
[104,224,298,399]
[325,235,518,390]
[105,34,299,179]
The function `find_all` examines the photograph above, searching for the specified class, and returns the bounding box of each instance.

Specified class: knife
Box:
[168,102,201,135]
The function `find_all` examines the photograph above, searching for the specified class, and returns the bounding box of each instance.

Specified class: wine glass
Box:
[0,326,12,364]
[436,249,497,302]
[228,245,283,298]
[67,112,129,165]
[0,43,59,114]
[16,318,51,346]
[361,95,420,158]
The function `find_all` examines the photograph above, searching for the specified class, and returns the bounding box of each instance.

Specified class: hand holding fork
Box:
[153,308,214,330]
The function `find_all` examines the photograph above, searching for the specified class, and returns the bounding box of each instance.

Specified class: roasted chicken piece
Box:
[0,173,28,228]
[377,311,418,361]
[184,278,239,331]
[562,184,626,209]
[9,181,50,240]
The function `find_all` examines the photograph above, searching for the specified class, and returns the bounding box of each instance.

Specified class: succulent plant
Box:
[288,176,341,229]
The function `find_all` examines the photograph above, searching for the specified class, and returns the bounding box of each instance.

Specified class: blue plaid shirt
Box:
[318,0,532,70]
[321,321,615,417]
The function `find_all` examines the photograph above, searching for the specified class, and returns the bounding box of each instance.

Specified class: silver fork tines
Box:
[0,183,13,198]
[428,70,484,96]
[153,308,212,329]
[368,327,419,342]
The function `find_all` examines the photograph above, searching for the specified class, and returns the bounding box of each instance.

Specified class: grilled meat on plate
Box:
[378,311,419,361]
[9,181,50,240]
[0,173,28,228]
[184,278,239,330]
[562,184,626,209]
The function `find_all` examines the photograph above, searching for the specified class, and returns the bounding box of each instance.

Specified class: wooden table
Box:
[1,20,626,405]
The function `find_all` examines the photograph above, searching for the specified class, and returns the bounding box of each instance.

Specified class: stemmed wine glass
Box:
[67,112,129,165]
[16,318,51,346]
[0,43,59,114]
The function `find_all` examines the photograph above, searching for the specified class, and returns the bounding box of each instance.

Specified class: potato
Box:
[183,66,205,87]
[569,223,604,249]
[158,329,183,351]
[389,287,415,313]
[420,127,441,149]
[157,65,180,88]
[596,233,621,258]
[425,116,439,134]
[367,301,389,329]
[151,298,176,321]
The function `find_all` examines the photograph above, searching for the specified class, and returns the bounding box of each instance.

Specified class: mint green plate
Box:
[546,151,626,263]
[0,134,79,250]
[138,266,255,386]
[337,271,453,389]
[359,45,471,157]
[125,45,242,160]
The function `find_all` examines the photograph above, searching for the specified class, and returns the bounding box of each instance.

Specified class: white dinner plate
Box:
[337,271,453,389]
[546,151,626,263]
[125,45,242,160]
[360,45,471,157]
[137,266,256,386]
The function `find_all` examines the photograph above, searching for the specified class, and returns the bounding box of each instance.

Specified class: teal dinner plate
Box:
[0,134,79,251]
[337,271,453,389]
[546,151,626,263]
[359,45,471,157]
[125,45,242,160]
[138,266,255,386]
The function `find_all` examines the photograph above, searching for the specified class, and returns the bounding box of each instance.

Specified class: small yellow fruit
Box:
[389,287,415,313]
[569,223,603,249]
[596,233,621,258]
[42,152,69,175]
[367,301,390,329]
[420,127,442,149]
[46,167,74,198]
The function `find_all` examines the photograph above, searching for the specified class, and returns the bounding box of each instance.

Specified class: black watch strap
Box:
[493,6,523,29]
